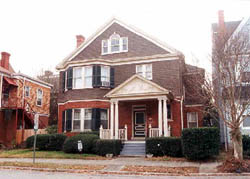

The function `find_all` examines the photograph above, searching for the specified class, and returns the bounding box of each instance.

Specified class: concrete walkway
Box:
[0,157,220,173]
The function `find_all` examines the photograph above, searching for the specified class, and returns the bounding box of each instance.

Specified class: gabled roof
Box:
[105,74,171,98]
[57,17,182,70]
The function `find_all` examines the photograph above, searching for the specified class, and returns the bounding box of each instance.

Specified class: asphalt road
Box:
[0,169,249,179]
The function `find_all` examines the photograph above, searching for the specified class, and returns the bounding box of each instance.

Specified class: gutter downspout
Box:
[181,96,184,130]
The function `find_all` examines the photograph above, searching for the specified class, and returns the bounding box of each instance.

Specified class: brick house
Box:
[56,18,204,141]
[0,52,52,147]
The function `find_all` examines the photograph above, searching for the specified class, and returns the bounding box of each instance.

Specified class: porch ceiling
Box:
[105,74,173,100]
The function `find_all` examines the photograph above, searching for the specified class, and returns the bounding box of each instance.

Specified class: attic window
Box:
[102,33,128,55]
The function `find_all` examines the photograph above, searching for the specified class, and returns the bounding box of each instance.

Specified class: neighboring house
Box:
[212,11,250,146]
[0,52,52,147]
[56,18,204,141]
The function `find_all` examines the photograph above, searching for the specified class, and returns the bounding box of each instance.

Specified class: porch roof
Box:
[105,74,173,100]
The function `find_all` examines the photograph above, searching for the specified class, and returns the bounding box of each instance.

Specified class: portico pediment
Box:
[105,74,170,98]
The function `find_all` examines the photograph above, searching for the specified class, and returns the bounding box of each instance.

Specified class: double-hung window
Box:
[136,64,152,80]
[84,109,92,129]
[102,40,108,54]
[111,38,120,52]
[36,89,43,106]
[72,109,81,131]
[101,66,110,86]
[73,67,83,89]
[24,86,30,97]
[187,112,198,128]
[84,66,93,88]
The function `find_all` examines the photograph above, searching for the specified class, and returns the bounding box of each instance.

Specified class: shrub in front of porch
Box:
[62,134,99,154]
[26,134,67,151]
[146,137,183,157]
[95,139,122,156]
[181,127,220,160]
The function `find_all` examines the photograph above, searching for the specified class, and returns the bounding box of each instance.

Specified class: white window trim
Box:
[25,86,30,98]
[73,67,83,89]
[136,64,153,80]
[36,89,43,107]
[101,34,128,55]
[187,112,198,128]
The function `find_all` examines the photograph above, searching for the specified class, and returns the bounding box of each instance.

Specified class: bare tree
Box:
[209,26,250,160]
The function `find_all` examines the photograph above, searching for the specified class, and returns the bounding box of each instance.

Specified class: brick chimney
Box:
[218,10,226,36]
[1,52,10,70]
[76,35,85,48]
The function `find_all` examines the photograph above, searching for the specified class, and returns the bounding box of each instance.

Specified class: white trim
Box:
[105,74,169,98]
[13,74,52,88]
[110,95,167,101]
[185,104,203,107]
[229,17,249,42]
[57,55,179,71]
[56,17,182,69]
[58,99,110,105]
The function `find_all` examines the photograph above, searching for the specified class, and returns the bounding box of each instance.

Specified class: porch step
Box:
[120,142,145,156]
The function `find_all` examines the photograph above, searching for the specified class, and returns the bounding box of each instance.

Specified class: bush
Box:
[146,137,182,157]
[80,131,99,136]
[26,134,67,151]
[182,127,220,160]
[95,139,122,156]
[63,134,99,154]
[45,125,58,134]
[243,135,250,156]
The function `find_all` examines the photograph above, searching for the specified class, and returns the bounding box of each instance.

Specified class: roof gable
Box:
[105,74,170,98]
[57,18,181,69]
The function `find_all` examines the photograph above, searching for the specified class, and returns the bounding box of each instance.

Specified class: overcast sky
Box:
[0,0,249,77]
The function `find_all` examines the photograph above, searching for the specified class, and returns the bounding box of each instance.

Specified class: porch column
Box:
[158,98,163,136]
[110,101,114,139]
[163,98,169,137]
[114,100,119,139]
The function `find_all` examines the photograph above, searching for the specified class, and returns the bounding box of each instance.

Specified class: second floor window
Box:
[73,67,83,89]
[84,66,93,88]
[36,89,43,106]
[24,86,30,97]
[101,66,110,86]
[136,64,152,80]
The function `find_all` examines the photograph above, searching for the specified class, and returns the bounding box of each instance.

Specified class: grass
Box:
[0,161,106,170]
[0,149,108,160]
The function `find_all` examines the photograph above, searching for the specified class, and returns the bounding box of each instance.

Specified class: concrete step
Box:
[120,141,146,156]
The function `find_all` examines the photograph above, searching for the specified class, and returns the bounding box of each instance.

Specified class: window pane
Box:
[188,122,197,128]
[111,39,119,52]
[122,38,128,51]
[85,109,92,120]
[243,116,250,127]
[100,110,107,120]
[84,67,92,88]
[74,109,81,120]
[73,120,80,130]
[101,66,110,83]
[102,40,108,53]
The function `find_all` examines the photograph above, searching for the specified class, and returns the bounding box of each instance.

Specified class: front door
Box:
[134,111,145,137]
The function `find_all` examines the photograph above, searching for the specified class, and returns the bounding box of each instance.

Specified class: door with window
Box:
[134,111,146,137]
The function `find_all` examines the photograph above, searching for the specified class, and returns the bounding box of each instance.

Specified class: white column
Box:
[163,98,168,137]
[115,100,119,139]
[110,101,114,139]
[158,98,163,136]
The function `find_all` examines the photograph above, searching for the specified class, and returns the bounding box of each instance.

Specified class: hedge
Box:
[182,127,220,160]
[80,131,99,136]
[146,137,182,157]
[63,134,99,154]
[26,134,67,151]
[243,135,250,156]
[95,139,122,156]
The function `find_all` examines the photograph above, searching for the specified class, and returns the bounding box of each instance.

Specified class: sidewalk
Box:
[0,157,220,173]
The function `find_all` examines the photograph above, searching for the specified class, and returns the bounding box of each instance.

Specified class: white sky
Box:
[0,0,249,77]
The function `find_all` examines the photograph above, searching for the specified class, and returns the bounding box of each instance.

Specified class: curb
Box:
[0,166,250,176]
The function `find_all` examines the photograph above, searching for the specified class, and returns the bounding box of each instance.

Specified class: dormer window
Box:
[102,33,128,55]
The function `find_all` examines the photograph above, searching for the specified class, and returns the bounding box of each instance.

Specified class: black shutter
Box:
[62,110,65,132]
[91,108,101,131]
[92,65,101,88]
[96,66,101,87]
[67,67,73,90]
[92,66,97,87]
[167,104,171,119]
[110,67,115,88]
[66,109,72,132]
[62,71,66,92]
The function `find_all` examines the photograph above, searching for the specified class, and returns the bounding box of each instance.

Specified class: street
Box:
[0,169,249,179]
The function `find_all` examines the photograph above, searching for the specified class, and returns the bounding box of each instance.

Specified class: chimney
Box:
[218,10,226,36]
[1,52,10,70]
[76,35,85,48]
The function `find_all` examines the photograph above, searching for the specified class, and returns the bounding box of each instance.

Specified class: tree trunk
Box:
[231,127,243,160]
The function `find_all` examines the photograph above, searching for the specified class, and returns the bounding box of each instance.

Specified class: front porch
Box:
[100,74,173,140]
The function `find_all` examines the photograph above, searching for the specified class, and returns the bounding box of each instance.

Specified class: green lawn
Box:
[0,149,107,160]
